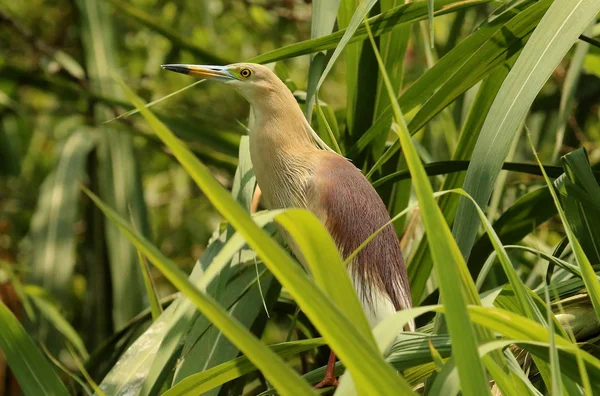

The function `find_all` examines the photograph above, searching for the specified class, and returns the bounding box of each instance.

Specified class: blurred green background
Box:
[1,0,600,395]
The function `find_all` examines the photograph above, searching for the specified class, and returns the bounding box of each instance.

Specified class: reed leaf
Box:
[0,300,70,396]
[453,0,600,260]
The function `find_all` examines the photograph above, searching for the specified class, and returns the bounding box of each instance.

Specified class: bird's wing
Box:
[306,152,413,324]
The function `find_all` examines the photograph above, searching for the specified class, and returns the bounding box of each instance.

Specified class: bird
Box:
[162,63,413,388]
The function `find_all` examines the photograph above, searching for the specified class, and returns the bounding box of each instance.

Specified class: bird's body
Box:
[162,62,412,386]
[244,74,412,327]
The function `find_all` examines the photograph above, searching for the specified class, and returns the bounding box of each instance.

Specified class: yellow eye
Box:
[240,68,252,78]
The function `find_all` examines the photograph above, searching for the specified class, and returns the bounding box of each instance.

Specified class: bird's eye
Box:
[240,68,252,78]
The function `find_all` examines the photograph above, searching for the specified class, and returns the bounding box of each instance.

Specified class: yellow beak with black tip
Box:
[161,64,234,80]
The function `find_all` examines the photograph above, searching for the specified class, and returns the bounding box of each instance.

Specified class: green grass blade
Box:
[433,337,593,396]
[349,1,549,159]
[305,0,340,118]
[336,304,442,393]
[117,79,415,394]
[551,25,593,163]
[28,131,96,304]
[440,188,555,387]
[314,100,343,154]
[315,0,377,94]
[311,0,341,42]
[173,271,278,395]
[25,285,88,359]
[429,348,523,396]
[467,306,600,393]
[173,136,260,388]
[529,135,600,322]
[164,339,326,396]
[371,0,410,158]
[230,136,257,211]
[364,18,490,396]
[142,222,277,391]
[275,209,374,345]
[561,149,600,263]
[99,212,272,394]
[103,80,206,123]
[39,343,93,396]
[67,344,105,396]
[478,0,531,27]
[468,185,555,277]
[544,285,563,396]
[97,271,194,393]
[372,159,568,188]
[503,245,583,279]
[402,0,544,124]
[76,0,149,328]
[337,0,360,138]
[428,0,434,48]
[83,187,316,395]
[129,208,162,322]
[136,250,162,321]
[450,190,545,323]
[248,0,489,64]
[453,0,600,259]
[305,53,327,121]
[503,348,543,396]
[374,304,600,393]
[440,65,516,199]
[386,333,451,370]
[144,265,268,395]
[26,130,96,354]
[0,300,70,396]
[373,306,440,354]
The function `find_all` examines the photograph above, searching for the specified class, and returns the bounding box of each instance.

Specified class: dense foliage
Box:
[1,0,600,395]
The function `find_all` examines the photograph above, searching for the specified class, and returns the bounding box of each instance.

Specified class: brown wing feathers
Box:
[308,153,413,313]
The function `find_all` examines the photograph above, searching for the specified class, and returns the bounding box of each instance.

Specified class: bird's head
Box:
[161,62,335,152]
[161,62,285,106]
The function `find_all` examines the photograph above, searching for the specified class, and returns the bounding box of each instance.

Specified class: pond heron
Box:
[162,63,413,388]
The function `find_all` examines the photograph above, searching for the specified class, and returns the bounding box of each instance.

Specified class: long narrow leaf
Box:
[305,0,341,118]
[25,286,89,359]
[275,210,374,345]
[99,212,276,394]
[349,0,549,159]
[453,0,600,259]
[173,136,261,388]
[249,0,490,64]
[164,339,326,396]
[529,136,600,322]
[83,187,316,395]
[364,19,490,396]
[316,0,377,94]
[76,0,149,327]
[28,131,96,303]
[561,149,600,263]
[0,300,70,396]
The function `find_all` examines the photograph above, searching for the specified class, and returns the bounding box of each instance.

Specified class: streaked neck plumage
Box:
[244,81,318,210]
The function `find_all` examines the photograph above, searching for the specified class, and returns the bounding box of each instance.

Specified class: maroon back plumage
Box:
[308,153,413,314]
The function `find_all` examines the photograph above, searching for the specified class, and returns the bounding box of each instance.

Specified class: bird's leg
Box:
[250,186,262,214]
[313,351,339,389]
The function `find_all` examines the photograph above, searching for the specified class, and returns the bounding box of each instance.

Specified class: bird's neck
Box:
[248,88,315,151]
[247,89,317,209]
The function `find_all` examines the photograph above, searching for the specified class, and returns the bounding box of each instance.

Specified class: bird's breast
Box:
[249,139,315,210]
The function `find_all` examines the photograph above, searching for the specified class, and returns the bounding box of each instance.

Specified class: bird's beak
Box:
[161,64,233,80]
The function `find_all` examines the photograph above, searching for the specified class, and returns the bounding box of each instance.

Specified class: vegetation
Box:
[1,0,600,395]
